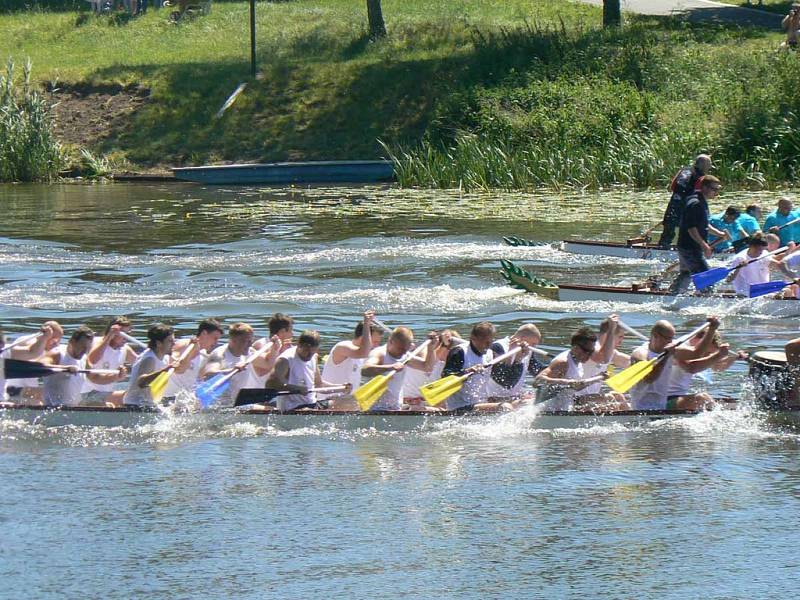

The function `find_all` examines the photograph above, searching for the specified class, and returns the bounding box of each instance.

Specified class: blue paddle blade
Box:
[691,266,729,291]
[749,280,790,298]
[195,373,231,408]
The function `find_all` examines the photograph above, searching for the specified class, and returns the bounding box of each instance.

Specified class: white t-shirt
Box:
[729,249,771,296]
[124,349,169,407]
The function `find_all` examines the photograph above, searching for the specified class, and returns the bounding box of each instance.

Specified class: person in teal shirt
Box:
[709,206,746,252]
[737,204,762,237]
[764,197,800,246]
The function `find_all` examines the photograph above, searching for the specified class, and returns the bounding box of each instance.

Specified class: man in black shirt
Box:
[669,175,729,294]
[658,154,713,249]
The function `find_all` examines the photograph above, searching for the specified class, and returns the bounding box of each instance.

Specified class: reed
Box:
[0,59,62,182]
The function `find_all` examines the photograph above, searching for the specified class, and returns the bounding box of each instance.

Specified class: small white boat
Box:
[500,260,800,317]
[0,403,751,430]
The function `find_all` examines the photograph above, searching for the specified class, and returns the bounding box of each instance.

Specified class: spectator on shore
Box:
[782,3,800,49]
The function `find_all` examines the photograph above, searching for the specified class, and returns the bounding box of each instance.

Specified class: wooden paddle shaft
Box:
[119,331,148,349]
[617,320,649,342]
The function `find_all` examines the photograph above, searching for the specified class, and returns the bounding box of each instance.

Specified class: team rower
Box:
[1,324,60,402]
[266,330,350,411]
[536,325,629,411]
[726,233,781,296]
[402,329,460,406]
[162,318,225,401]
[83,317,140,406]
[202,322,281,407]
[320,310,383,397]
[486,323,544,402]
[6,320,63,405]
[43,326,127,407]
[123,324,177,408]
[360,327,441,412]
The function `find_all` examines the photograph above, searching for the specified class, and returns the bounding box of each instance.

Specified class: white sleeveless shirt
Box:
[667,359,694,397]
[402,359,444,400]
[163,343,207,398]
[83,343,126,393]
[542,350,584,411]
[580,342,611,397]
[205,345,256,408]
[485,337,531,398]
[370,345,410,411]
[124,349,169,407]
[445,342,493,410]
[629,343,672,410]
[276,346,317,411]
[43,345,86,407]
[321,341,365,391]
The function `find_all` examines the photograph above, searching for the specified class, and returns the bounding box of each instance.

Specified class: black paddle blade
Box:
[233,388,280,407]
[3,358,57,380]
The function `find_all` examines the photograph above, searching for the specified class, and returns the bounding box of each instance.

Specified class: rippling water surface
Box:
[1,183,799,599]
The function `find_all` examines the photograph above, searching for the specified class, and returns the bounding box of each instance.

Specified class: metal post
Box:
[249,0,256,77]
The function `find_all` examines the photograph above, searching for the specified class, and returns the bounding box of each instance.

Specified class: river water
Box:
[1,183,799,598]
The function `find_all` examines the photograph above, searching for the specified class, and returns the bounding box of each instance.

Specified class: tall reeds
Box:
[0,59,62,182]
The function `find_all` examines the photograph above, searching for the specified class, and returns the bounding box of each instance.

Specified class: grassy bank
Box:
[0,1,795,189]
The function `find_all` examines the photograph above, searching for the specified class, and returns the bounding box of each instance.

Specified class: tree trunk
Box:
[603,0,621,27]
[366,0,387,39]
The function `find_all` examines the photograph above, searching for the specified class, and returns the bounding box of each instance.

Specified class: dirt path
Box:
[576,0,783,27]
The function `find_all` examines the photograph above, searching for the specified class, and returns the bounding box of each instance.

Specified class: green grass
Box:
[0,0,795,190]
[730,1,795,14]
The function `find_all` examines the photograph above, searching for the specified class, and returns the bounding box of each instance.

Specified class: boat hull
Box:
[0,404,779,430]
[557,284,800,316]
[171,160,394,185]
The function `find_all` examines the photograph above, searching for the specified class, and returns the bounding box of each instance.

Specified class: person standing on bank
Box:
[669,175,729,294]
[658,154,713,249]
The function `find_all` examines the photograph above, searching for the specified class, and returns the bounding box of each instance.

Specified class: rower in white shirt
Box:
[123,324,176,408]
[83,316,140,406]
[6,320,63,405]
[1,324,58,403]
[250,313,295,388]
[162,318,225,400]
[202,322,281,408]
[43,326,127,407]
[727,233,781,296]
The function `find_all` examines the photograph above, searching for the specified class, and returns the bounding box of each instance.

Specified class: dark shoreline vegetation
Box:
[0,1,798,189]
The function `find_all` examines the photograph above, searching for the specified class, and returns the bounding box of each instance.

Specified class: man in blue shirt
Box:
[764,197,800,246]
[709,206,746,252]
[737,204,762,237]
[668,176,729,294]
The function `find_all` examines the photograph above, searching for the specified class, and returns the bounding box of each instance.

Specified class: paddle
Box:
[3,332,41,353]
[617,320,649,342]
[353,339,432,411]
[233,385,349,407]
[119,331,148,350]
[196,342,274,408]
[421,346,522,407]
[4,358,119,380]
[605,322,711,393]
[692,246,788,291]
[148,342,196,403]
[748,280,798,298]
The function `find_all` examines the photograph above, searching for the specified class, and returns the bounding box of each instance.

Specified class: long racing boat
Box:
[500,260,800,317]
[0,402,757,430]
[503,235,679,261]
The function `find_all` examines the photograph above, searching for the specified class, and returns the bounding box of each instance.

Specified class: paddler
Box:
[123,323,177,408]
[726,233,781,296]
[579,315,631,398]
[738,204,763,237]
[5,320,64,405]
[439,321,512,413]
[359,327,441,412]
[266,330,350,411]
[486,323,544,402]
[402,328,460,406]
[708,206,747,253]
[83,316,140,406]
[668,175,730,294]
[202,322,280,408]
[43,326,127,407]
[1,323,59,403]
[320,311,382,393]
[161,318,225,401]
[665,317,746,409]
[658,154,713,249]
[765,197,800,247]
[251,313,295,388]
[535,326,629,411]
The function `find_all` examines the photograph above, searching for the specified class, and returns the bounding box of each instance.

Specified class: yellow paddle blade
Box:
[605,357,658,393]
[149,371,171,403]
[420,374,468,406]
[353,373,391,411]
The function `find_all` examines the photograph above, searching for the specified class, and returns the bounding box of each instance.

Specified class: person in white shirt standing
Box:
[84,316,140,406]
[727,233,781,296]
